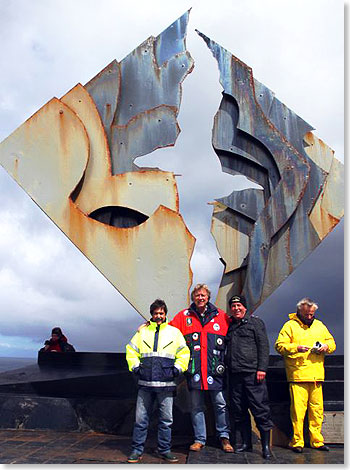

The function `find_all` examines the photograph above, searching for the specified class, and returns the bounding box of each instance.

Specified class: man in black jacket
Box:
[225,295,273,459]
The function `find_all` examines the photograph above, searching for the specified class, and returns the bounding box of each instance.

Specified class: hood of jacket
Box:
[289,312,314,327]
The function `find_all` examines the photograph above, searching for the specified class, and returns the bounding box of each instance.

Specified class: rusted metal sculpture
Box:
[0,12,195,318]
[0,12,343,321]
[197,30,344,313]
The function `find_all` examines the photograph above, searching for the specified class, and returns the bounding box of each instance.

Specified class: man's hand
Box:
[297,345,310,352]
[318,344,329,353]
[256,371,266,382]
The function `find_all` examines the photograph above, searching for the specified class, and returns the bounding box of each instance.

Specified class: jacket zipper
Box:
[153,325,160,351]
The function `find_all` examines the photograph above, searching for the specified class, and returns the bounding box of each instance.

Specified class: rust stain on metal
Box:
[0,12,195,319]
[0,10,343,321]
[198,30,344,313]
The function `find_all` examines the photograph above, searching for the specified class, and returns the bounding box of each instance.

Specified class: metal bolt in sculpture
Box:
[0,13,344,321]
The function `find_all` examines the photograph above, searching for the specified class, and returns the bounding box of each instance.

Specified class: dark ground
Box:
[0,430,344,464]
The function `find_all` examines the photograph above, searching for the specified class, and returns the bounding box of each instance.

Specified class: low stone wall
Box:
[0,353,343,444]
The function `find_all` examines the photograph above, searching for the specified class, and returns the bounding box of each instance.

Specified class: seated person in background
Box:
[40,327,75,352]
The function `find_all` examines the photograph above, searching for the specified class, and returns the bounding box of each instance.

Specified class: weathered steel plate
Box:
[85,11,194,175]
[198,30,344,313]
[0,13,195,318]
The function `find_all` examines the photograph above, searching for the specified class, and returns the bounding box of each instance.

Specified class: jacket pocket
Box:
[161,365,175,381]
[139,360,152,381]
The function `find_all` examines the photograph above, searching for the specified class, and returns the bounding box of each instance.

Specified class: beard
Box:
[297,312,314,326]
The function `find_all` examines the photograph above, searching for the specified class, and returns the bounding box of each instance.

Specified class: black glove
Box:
[173,366,180,377]
[133,366,140,375]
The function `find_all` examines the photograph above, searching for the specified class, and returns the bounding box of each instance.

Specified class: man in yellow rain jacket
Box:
[126,299,190,463]
[275,297,336,453]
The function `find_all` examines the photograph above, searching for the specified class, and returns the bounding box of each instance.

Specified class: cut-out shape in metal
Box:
[0,12,195,318]
[197,30,344,313]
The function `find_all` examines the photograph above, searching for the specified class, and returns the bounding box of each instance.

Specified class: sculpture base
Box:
[0,353,343,444]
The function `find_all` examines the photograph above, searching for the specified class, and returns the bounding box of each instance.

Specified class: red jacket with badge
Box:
[170,302,230,390]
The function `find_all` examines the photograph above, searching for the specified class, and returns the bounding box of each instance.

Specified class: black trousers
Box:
[228,372,273,432]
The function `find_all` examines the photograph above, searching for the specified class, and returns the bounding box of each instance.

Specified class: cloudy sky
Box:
[0,0,344,357]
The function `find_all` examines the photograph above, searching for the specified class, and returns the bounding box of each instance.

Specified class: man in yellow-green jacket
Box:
[275,297,336,454]
[126,299,190,463]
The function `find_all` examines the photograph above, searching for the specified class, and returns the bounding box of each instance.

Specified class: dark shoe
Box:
[127,452,142,463]
[189,442,205,451]
[260,430,272,459]
[159,452,179,463]
[235,422,253,453]
[235,443,253,453]
[291,446,303,453]
[314,445,330,452]
[221,437,234,453]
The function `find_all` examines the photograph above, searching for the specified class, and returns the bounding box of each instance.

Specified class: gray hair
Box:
[191,283,211,301]
[296,297,318,313]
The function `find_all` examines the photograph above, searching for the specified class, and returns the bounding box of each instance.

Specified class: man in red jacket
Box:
[170,283,233,453]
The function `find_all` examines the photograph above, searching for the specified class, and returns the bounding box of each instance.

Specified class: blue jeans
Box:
[131,388,173,455]
[190,389,230,444]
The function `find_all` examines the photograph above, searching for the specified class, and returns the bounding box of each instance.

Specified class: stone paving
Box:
[0,430,188,464]
[0,430,344,464]
[187,442,345,465]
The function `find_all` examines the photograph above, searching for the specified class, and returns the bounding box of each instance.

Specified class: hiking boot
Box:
[189,442,205,451]
[221,437,234,453]
[127,451,142,463]
[159,452,179,463]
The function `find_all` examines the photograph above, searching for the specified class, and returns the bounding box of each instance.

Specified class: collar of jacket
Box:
[189,302,217,316]
[230,312,249,326]
[148,320,169,331]
[189,302,218,324]
[289,312,314,328]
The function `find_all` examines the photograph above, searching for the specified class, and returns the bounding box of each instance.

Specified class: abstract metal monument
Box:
[197,31,344,312]
[0,12,344,320]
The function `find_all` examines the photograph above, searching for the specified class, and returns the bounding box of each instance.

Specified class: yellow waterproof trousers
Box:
[289,382,324,448]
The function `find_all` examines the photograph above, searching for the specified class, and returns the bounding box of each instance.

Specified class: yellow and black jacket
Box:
[126,320,190,392]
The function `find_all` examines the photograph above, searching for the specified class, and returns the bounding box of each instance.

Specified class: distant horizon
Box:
[0,355,36,360]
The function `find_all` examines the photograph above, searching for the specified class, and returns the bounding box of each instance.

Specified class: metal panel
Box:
[198,30,344,313]
[61,84,179,217]
[85,11,194,175]
[0,13,195,319]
